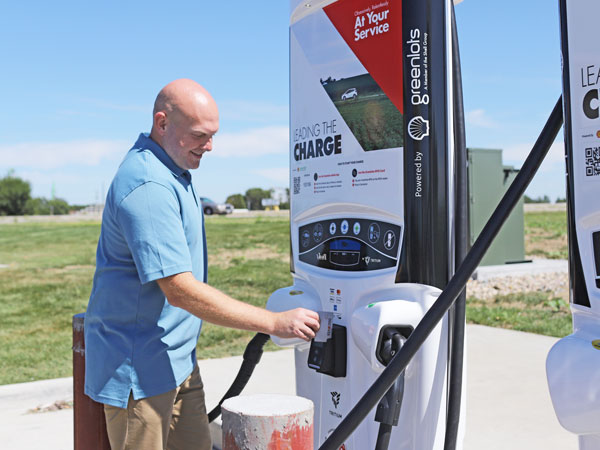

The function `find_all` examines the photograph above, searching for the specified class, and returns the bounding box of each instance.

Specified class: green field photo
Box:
[322,73,404,151]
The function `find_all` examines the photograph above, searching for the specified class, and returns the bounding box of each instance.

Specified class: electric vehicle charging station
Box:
[546,0,600,448]
[266,0,467,448]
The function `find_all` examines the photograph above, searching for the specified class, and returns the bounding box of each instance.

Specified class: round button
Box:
[341,220,349,235]
[329,222,337,235]
[301,229,311,248]
[368,223,380,243]
[313,223,324,243]
[383,230,396,250]
[353,222,361,235]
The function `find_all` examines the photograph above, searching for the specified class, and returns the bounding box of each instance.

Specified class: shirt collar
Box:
[134,133,191,180]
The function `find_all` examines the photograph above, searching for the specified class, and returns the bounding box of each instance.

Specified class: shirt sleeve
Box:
[116,181,193,284]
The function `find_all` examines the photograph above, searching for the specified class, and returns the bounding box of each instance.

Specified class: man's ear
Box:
[153,112,168,135]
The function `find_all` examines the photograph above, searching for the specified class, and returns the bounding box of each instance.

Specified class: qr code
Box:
[293,176,301,194]
[585,147,600,177]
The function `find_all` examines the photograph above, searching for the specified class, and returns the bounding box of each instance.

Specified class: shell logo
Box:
[408,116,430,141]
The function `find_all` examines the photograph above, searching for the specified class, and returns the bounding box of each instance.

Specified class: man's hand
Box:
[272,308,320,341]
[158,273,320,340]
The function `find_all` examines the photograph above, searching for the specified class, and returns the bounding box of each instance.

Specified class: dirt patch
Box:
[46,265,95,274]
[28,400,73,414]
[209,245,288,268]
[525,233,568,259]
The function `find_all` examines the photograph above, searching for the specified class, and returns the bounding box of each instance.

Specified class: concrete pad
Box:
[0,325,579,450]
[0,377,73,450]
[464,325,576,450]
[473,259,568,281]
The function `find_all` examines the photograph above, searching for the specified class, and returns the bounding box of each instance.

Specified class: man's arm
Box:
[157,272,320,341]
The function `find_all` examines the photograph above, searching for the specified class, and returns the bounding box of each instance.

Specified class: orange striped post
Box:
[222,394,314,450]
[73,313,111,450]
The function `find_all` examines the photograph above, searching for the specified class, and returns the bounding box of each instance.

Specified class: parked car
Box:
[341,88,358,100]
[200,197,234,215]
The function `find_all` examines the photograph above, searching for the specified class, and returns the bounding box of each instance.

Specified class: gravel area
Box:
[467,271,569,300]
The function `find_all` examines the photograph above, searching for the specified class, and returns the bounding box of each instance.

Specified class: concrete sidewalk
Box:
[0,325,576,450]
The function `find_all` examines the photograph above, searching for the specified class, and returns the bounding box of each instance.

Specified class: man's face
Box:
[161,107,219,171]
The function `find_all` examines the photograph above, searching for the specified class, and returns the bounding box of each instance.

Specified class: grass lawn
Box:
[466,210,571,334]
[524,210,568,259]
[0,216,292,384]
[466,292,571,337]
[0,210,570,385]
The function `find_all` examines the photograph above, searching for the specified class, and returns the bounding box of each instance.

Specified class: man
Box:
[84,79,320,450]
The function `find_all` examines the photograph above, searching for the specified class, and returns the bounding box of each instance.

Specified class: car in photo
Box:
[341,88,358,100]
[199,197,234,215]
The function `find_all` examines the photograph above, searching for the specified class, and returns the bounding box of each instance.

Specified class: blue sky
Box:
[0,0,565,204]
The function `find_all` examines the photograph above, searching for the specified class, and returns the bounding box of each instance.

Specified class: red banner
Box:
[325,0,404,113]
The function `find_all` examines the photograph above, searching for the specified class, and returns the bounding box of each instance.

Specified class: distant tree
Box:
[523,194,551,204]
[49,198,70,215]
[0,171,31,215]
[24,197,50,215]
[24,197,70,215]
[556,197,567,203]
[245,188,272,210]
[226,193,246,209]
[280,187,290,210]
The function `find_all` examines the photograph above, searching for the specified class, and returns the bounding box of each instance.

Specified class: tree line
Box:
[0,172,289,216]
[0,172,82,216]
[226,187,289,210]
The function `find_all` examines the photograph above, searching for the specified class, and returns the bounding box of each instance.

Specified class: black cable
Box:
[374,333,406,450]
[207,332,270,423]
[319,97,563,450]
[445,3,467,449]
[375,424,393,450]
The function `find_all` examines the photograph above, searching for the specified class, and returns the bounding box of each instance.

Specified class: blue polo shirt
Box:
[84,133,207,408]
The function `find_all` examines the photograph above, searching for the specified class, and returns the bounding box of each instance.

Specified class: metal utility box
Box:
[468,148,526,266]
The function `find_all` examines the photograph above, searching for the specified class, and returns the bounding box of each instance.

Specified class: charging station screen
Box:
[330,239,360,251]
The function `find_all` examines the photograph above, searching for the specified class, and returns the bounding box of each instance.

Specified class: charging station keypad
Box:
[298,219,401,271]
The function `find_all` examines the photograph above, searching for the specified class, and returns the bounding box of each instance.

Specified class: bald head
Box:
[153,79,217,119]
[150,79,219,170]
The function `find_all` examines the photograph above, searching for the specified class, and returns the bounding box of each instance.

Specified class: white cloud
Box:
[252,167,289,184]
[212,126,288,157]
[0,139,129,170]
[503,141,565,169]
[219,101,288,123]
[466,109,498,128]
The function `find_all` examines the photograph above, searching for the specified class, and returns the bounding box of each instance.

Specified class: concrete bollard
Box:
[72,313,111,450]
[222,394,314,450]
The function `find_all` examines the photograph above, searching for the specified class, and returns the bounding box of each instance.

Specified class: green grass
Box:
[198,216,292,358]
[0,222,98,384]
[0,217,292,384]
[467,292,572,338]
[524,210,568,259]
[0,212,571,384]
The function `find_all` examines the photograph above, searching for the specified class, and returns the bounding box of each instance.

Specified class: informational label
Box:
[290,0,404,218]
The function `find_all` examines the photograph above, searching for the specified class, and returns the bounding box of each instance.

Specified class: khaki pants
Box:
[104,365,211,450]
